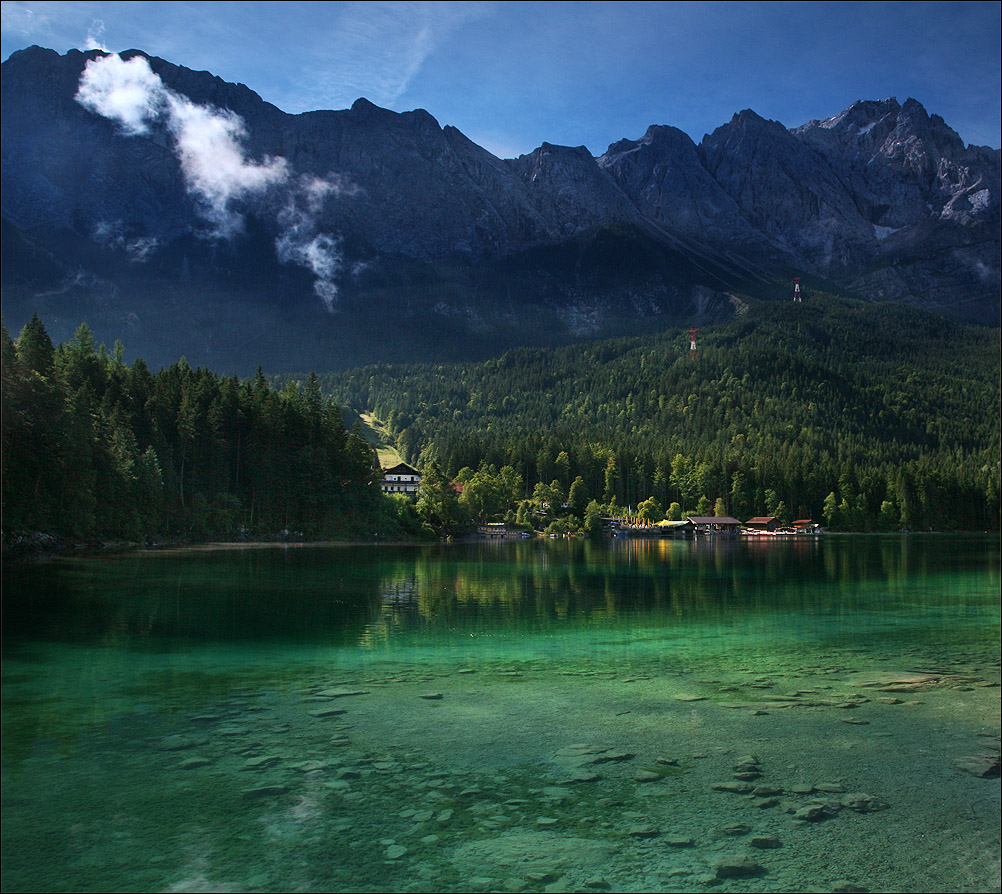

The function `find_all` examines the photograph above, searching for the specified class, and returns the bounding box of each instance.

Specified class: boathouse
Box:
[745,516,779,532]
[687,516,742,534]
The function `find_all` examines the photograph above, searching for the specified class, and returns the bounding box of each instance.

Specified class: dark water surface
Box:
[3,535,999,892]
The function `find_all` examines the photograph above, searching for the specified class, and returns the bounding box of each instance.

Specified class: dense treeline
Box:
[2,316,391,542]
[321,294,1001,531]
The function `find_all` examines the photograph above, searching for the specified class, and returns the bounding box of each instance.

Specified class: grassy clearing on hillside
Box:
[359,413,404,468]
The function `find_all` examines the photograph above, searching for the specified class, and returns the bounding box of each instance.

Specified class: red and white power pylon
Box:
[688,327,698,359]
[793,276,802,303]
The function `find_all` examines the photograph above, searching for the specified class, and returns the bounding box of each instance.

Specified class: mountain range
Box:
[2,46,999,372]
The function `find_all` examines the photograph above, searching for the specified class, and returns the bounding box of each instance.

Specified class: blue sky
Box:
[3,1,999,157]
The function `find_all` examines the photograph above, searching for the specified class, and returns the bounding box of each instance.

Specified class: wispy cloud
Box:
[164,94,289,236]
[284,1,493,112]
[75,51,351,309]
[82,17,106,51]
[276,175,359,311]
[1,1,48,38]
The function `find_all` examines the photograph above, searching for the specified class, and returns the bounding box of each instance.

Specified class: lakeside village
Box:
[380,462,823,539]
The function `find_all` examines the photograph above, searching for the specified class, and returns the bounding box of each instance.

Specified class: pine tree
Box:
[16,313,55,378]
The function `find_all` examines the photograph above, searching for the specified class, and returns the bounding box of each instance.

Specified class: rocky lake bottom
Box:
[2,537,1000,892]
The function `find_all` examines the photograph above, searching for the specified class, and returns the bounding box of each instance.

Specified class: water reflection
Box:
[4,536,998,649]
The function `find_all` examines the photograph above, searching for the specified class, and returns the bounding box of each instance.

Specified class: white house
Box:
[380,462,422,496]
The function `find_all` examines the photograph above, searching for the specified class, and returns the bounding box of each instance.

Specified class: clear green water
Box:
[2,535,999,893]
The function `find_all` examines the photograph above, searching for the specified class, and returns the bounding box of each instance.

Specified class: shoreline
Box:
[4,528,999,565]
[0,531,425,564]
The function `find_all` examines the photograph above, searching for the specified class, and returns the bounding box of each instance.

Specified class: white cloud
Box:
[276,176,357,311]
[77,53,288,235]
[164,93,288,236]
[75,52,351,308]
[83,17,107,51]
[75,52,167,135]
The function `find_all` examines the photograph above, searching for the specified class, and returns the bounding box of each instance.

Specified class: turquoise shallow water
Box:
[2,535,1000,893]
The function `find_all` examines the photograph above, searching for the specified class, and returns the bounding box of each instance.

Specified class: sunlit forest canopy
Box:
[319,293,1001,531]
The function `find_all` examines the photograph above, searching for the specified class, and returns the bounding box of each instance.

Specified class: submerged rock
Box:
[179,756,212,770]
[955,753,1001,778]
[840,792,889,812]
[749,834,782,849]
[666,836,695,847]
[752,784,783,796]
[712,855,766,879]
[243,755,282,770]
[308,707,347,717]
[712,781,754,794]
[315,688,370,698]
[792,803,836,822]
[242,784,289,798]
[553,745,635,771]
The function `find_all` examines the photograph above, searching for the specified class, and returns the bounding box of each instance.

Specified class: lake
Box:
[2,535,999,893]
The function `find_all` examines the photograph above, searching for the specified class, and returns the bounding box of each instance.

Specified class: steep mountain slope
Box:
[791,98,1001,315]
[1,46,998,373]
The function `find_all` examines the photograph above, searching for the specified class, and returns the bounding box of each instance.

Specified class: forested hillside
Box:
[322,294,1001,531]
[1,317,385,543]
[3,291,998,545]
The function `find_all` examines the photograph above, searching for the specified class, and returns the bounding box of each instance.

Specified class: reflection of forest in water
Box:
[3,537,997,650]
[370,535,999,633]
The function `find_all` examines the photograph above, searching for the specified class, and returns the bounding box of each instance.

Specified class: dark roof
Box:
[746,516,777,525]
[382,462,421,476]
[687,516,742,525]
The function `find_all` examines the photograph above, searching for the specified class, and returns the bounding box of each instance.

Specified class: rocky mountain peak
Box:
[347,97,440,132]
[603,124,699,159]
[1,46,998,374]
[793,93,998,230]
[722,108,789,136]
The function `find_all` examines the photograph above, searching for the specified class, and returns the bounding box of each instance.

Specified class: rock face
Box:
[700,110,876,270]
[2,46,998,371]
